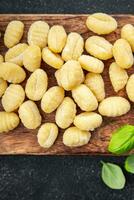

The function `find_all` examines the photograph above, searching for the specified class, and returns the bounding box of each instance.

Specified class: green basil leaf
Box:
[108,125,134,155]
[125,154,134,174]
[101,161,126,189]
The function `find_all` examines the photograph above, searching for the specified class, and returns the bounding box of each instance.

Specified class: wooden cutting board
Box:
[0,14,133,155]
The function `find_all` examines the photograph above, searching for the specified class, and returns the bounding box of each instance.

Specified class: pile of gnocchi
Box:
[0,13,134,149]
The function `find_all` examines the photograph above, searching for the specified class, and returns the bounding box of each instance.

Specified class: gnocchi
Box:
[126,74,134,102]
[0,55,4,63]
[0,79,7,97]
[121,24,134,52]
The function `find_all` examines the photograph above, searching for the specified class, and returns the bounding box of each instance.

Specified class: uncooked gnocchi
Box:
[98,96,130,117]
[18,100,41,129]
[63,126,91,147]
[55,97,76,129]
[121,24,134,52]
[41,86,64,113]
[0,55,4,63]
[4,20,24,48]
[62,32,84,61]
[126,74,134,102]
[25,69,48,101]
[85,36,113,60]
[0,79,7,97]
[48,25,67,53]
[72,84,98,111]
[37,123,58,148]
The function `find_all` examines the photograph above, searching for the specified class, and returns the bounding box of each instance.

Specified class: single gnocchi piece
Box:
[84,73,105,102]
[55,97,76,129]
[85,36,113,60]
[48,25,67,53]
[63,126,91,147]
[2,84,25,112]
[28,21,49,49]
[98,96,130,117]
[55,60,84,91]
[74,112,102,131]
[0,79,7,97]
[109,62,128,92]
[86,13,117,35]
[126,74,134,102]
[41,86,64,113]
[37,123,58,148]
[5,43,28,66]
[113,38,133,69]
[72,84,98,111]
[0,112,19,133]
[78,55,104,73]
[0,62,26,83]
[121,24,134,52]
[62,32,84,61]
[0,55,4,63]
[23,45,41,72]
[25,69,48,101]
[18,100,41,129]
[42,47,64,69]
[4,20,24,48]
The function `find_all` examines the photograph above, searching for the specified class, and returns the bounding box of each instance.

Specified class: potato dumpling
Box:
[74,112,102,131]
[23,45,41,72]
[37,123,58,148]
[0,62,26,83]
[55,60,84,91]
[0,111,19,133]
[86,13,117,35]
[19,100,41,129]
[42,47,64,69]
[121,24,134,52]
[85,36,113,60]
[84,73,105,102]
[2,84,25,112]
[72,84,98,111]
[0,55,4,63]
[113,38,133,69]
[55,97,76,129]
[78,55,104,73]
[48,25,67,53]
[0,79,7,97]
[126,74,134,102]
[5,43,28,66]
[28,21,49,49]
[4,20,24,48]
[98,96,130,117]
[41,86,64,113]
[25,69,48,101]
[62,32,84,61]
[109,62,128,92]
[63,126,91,147]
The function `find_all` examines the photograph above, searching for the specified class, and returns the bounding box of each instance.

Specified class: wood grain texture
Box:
[0,14,133,155]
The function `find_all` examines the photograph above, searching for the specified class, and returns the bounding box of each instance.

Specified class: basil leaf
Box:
[101,161,126,190]
[125,154,134,174]
[108,125,134,155]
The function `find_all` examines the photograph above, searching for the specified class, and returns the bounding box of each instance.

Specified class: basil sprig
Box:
[125,154,134,174]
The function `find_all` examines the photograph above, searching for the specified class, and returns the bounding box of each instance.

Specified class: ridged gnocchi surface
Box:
[85,36,113,60]
[18,100,41,129]
[98,96,130,117]
[62,32,84,61]
[72,84,98,111]
[42,47,64,69]
[0,55,4,63]
[48,25,67,53]
[5,43,28,66]
[41,86,64,113]
[0,112,19,133]
[55,97,76,129]
[86,13,117,35]
[2,84,25,112]
[23,45,41,72]
[63,126,91,147]
[126,74,134,102]
[109,62,128,92]
[0,79,7,97]
[113,38,134,69]
[37,123,58,148]
[121,24,134,52]
[4,21,24,48]
[84,73,105,102]
[25,69,48,101]
[28,21,49,49]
